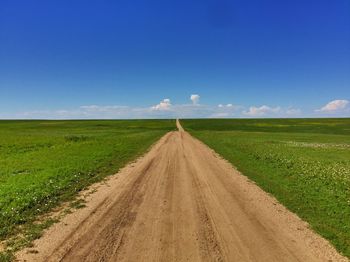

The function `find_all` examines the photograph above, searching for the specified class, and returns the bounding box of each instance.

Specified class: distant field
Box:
[182,118,350,257]
[0,120,174,241]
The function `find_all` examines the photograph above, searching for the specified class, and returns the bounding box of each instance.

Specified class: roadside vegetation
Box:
[0,120,174,259]
[182,118,350,258]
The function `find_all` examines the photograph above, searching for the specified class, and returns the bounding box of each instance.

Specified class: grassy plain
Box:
[182,118,350,257]
[0,120,174,245]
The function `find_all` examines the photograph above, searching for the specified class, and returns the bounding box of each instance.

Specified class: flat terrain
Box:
[17,120,346,262]
[182,118,350,258]
[0,120,174,248]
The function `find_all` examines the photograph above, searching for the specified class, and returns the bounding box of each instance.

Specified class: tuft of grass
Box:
[64,135,89,142]
[0,251,13,262]
[1,217,59,260]
[182,118,350,258]
[69,199,87,209]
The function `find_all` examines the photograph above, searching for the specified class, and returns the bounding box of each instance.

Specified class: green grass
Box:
[181,118,350,258]
[0,120,174,242]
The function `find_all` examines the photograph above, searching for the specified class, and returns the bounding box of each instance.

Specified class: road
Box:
[17,120,346,262]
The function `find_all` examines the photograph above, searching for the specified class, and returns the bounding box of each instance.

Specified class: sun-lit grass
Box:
[0,120,175,241]
[182,118,350,258]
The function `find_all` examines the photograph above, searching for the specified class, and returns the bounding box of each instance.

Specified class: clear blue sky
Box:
[0,0,349,118]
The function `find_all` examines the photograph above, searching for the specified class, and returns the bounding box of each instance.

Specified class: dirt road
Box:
[17,120,347,262]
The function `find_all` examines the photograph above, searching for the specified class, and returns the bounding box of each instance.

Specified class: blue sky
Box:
[0,0,349,118]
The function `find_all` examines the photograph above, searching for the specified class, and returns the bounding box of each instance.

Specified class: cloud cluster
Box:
[316,99,349,113]
[286,108,302,115]
[243,105,281,117]
[151,99,172,111]
[2,96,348,119]
[218,104,233,108]
[190,94,200,105]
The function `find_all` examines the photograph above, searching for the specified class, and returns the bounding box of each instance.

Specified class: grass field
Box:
[181,118,350,257]
[0,120,174,246]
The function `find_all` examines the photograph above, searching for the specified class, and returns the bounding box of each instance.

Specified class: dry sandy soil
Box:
[16,120,347,262]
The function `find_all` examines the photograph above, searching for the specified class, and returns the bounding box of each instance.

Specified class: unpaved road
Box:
[17,120,347,262]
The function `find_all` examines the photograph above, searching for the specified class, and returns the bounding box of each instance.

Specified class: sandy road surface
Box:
[17,120,347,262]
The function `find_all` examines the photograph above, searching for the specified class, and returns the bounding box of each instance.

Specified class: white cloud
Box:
[218,103,233,108]
[316,99,349,113]
[190,94,200,105]
[210,112,230,118]
[243,105,281,117]
[286,108,302,115]
[151,98,172,111]
[210,103,241,118]
[80,105,128,112]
